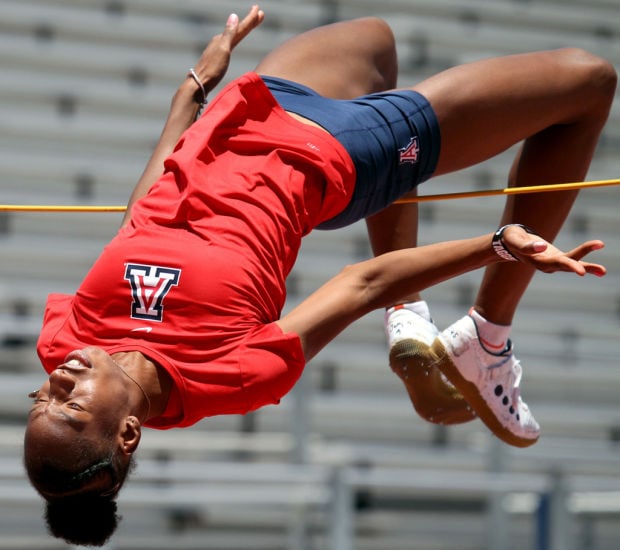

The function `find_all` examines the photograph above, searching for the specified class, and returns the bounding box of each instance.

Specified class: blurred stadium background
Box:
[0,1,619,549]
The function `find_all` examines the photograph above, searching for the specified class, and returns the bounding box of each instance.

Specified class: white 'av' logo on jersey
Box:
[124,264,181,321]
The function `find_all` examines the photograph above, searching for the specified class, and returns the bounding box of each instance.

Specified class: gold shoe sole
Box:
[390,339,476,425]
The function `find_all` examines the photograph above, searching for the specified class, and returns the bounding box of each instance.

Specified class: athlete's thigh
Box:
[255,17,397,99]
[412,49,609,175]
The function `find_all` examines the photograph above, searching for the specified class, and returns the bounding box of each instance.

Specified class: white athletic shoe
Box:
[432,314,540,447]
[386,306,476,425]
[386,305,438,353]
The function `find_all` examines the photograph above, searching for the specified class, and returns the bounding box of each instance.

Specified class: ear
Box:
[118,415,142,455]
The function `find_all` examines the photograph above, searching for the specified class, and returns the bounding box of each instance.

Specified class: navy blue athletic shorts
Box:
[261,75,441,230]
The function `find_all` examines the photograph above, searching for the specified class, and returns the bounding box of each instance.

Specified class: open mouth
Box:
[61,350,93,370]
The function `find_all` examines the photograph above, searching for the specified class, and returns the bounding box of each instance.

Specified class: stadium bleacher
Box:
[0,1,619,549]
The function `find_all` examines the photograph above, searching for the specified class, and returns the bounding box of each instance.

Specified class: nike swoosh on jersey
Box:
[130,327,153,333]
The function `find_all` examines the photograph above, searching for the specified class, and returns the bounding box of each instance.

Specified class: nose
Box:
[48,369,76,398]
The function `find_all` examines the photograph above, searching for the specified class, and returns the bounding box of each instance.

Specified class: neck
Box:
[111,351,172,421]
[113,360,152,421]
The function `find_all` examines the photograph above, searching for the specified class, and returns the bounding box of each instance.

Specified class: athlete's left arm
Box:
[120,6,265,228]
[277,227,606,362]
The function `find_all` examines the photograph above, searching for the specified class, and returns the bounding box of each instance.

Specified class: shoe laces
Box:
[488,347,526,411]
[508,358,524,409]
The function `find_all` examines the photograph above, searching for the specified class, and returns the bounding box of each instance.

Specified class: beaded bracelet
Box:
[492,223,536,261]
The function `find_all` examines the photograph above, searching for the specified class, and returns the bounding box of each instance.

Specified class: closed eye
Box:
[28,390,46,403]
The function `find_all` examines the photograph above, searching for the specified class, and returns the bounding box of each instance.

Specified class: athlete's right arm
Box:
[120,6,265,228]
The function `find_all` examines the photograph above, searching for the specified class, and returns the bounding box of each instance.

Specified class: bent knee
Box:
[558,48,617,110]
[336,17,397,92]
[353,17,396,59]
[354,16,394,39]
[359,17,398,89]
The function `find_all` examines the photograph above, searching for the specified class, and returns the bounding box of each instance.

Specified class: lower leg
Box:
[365,189,423,307]
[475,102,612,325]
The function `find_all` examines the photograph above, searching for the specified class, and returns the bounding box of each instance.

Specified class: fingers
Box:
[228,5,265,49]
[189,6,264,93]
[226,13,239,33]
[562,258,605,278]
[534,242,606,277]
[566,240,605,261]
[582,262,607,277]
[568,240,607,277]
[501,225,607,278]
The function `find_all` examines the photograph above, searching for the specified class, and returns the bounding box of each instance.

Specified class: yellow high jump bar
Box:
[0,178,618,212]
[0,205,126,213]
[394,177,620,204]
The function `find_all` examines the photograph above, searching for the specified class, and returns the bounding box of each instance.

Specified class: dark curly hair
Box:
[24,430,136,547]
[45,493,121,547]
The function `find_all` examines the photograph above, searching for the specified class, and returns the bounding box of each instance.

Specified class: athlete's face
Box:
[27,347,134,445]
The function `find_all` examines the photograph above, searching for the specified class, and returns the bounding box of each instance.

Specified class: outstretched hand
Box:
[502,225,607,277]
[191,5,265,95]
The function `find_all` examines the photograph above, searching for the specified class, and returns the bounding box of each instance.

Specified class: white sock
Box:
[387,301,432,322]
[469,308,511,352]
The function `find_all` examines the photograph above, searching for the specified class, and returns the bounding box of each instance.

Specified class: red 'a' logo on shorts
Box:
[399,136,420,164]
